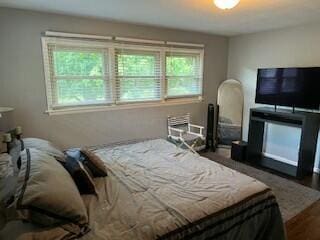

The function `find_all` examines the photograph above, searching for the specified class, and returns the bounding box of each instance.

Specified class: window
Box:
[166,53,202,97]
[115,49,161,102]
[42,37,204,113]
[46,44,111,108]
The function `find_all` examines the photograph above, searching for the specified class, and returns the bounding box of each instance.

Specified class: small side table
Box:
[231,141,247,162]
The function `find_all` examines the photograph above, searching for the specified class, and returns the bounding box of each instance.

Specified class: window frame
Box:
[42,37,204,115]
[114,48,162,103]
[50,46,111,107]
[165,51,203,99]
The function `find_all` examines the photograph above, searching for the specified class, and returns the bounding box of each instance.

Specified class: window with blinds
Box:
[47,45,111,108]
[166,52,202,98]
[115,49,161,102]
[42,37,204,113]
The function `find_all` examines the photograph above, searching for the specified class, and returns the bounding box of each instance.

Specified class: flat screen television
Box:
[256,67,320,109]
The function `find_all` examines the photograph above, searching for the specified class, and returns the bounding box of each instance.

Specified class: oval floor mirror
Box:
[216,79,244,147]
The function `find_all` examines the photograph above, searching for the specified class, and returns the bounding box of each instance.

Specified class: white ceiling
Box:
[1,0,320,36]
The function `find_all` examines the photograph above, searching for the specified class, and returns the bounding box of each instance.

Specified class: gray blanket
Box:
[1,139,286,240]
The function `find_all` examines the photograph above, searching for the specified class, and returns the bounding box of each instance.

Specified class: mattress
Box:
[1,139,286,240]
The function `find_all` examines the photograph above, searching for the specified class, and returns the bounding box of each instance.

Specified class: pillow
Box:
[23,138,65,162]
[0,208,5,230]
[0,154,17,207]
[63,156,96,195]
[0,153,13,178]
[14,148,89,237]
[8,139,24,173]
[65,148,94,178]
[80,148,108,177]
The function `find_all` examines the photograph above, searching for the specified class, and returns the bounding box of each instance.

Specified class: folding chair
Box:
[167,113,205,154]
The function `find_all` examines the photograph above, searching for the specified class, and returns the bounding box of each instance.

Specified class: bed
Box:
[1,139,286,240]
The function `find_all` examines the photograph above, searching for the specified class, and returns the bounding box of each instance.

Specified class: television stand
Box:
[247,107,320,179]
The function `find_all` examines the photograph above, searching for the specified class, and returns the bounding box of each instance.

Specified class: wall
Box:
[0,8,228,149]
[227,22,320,170]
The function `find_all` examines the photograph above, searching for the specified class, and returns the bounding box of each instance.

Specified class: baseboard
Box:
[313,167,320,173]
[263,152,319,173]
[263,152,298,166]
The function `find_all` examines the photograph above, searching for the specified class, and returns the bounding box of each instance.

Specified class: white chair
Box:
[167,113,205,153]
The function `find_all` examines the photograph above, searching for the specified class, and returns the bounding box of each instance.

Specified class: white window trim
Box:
[164,51,204,99]
[114,48,162,103]
[41,37,204,115]
[45,97,203,115]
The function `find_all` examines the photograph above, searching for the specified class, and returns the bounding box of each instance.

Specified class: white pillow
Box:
[0,154,13,178]
[23,138,65,162]
[0,154,17,208]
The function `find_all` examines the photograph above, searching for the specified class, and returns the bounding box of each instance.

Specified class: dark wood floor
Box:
[284,173,320,240]
[210,148,320,240]
[286,199,320,240]
[240,162,320,240]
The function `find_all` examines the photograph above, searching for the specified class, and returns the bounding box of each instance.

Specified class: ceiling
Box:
[1,0,320,36]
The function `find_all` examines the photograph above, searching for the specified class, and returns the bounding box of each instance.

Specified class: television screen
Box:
[255,67,320,109]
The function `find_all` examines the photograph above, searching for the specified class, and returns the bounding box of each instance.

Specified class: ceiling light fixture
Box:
[214,0,240,10]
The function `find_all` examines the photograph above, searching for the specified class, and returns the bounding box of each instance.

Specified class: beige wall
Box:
[0,8,228,149]
[227,22,320,169]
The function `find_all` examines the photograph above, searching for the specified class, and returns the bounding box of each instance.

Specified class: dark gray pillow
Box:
[65,148,107,178]
[80,149,108,178]
[62,156,96,195]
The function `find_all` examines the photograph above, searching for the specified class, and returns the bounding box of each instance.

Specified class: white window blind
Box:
[47,44,111,108]
[42,37,204,114]
[115,49,161,103]
[166,52,202,98]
